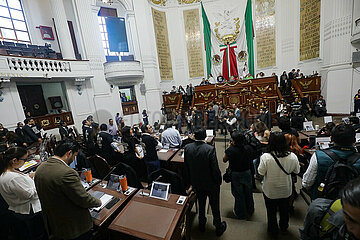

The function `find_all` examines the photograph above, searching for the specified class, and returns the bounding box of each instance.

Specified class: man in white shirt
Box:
[108,119,117,136]
[161,122,182,148]
[225,110,237,134]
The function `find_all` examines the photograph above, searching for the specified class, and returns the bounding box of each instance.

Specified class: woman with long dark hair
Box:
[0,147,45,239]
[121,126,142,172]
[223,131,254,219]
[258,132,300,236]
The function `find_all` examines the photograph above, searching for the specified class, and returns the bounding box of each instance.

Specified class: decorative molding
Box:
[104,61,144,86]
[178,0,200,4]
[6,57,71,72]
[150,0,167,6]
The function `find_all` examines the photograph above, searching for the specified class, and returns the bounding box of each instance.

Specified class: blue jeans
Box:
[231,170,254,219]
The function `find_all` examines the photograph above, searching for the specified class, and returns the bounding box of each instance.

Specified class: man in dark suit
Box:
[23,118,42,145]
[96,124,114,165]
[184,128,226,236]
[141,124,160,177]
[35,140,101,240]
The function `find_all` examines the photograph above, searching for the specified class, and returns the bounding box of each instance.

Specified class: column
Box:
[49,0,75,59]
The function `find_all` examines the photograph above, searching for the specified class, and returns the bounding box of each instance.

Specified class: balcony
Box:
[0,55,93,79]
[351,18,360,44]
[104,60,144,86]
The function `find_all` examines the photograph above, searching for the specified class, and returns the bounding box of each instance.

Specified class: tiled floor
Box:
[188,115,348,239]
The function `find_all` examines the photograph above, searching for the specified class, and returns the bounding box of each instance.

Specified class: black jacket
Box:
[15,127,26,146]
[184,141,222,191]
[23,125,38,145]
[141,134,158,162]
[59,126,69,140]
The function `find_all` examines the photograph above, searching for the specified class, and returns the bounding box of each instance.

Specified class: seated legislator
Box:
[34,140,101,240]
[0,147,45,240]
[23,118,42,145]
[161,122,182,148]
[0,123,8,142]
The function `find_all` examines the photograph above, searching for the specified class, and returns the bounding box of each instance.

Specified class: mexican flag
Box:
[201,0,255,79]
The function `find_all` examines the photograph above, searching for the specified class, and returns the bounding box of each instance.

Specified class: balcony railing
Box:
[0,55,93,79]
[104,60,144,86]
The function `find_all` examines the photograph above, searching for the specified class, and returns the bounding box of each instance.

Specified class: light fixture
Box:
[101,0,114,4]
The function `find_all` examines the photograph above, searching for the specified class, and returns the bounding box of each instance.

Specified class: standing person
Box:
[277,100,286,118]
[226,110,237,134]
[223,131,254,220]
[301,93,312,120]
[193,107,203,129]
[354,89,360,114]
[59,120,73,141]
[82,119,93,154]
[142,109,149,126]
[96,124,114,165]
[0,147,45,240]
[258,132,300,236]
[34,140,102,240]
[141,124,161,178]
[23,118,42,145]
[115,113,122,128]
[108,119,117,137]
[280,71,288,94]
[218,105,228,135]
[176,111,183,134]
[178,85,185,95]
[161,104,167,122]
[212,101,219,133]
[207,105,216,136]
[208,73,215,84]
[185,108,193,134]
[272,72,279,86]
[0,123,8,142]
[184,128,227,236]
[186,83,195,104]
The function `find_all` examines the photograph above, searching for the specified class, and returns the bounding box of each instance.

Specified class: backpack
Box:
[321,149,360,200]
[300,198,343,240]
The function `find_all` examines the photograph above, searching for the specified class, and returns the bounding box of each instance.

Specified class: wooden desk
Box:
[157,148,180,162]
[300,130,318,137]
[171,149,184,164]
[109,190,188,240]
[89,185,137,227]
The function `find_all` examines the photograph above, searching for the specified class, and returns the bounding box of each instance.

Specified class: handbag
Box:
[223,167,232,183]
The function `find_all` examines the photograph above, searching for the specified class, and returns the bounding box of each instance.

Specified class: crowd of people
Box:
[1,97,360,239]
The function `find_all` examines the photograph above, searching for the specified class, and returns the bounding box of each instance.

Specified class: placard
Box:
[183,9,204,78]
[255,0,276,69]
[152,8,173,80]
[300,0,321,61]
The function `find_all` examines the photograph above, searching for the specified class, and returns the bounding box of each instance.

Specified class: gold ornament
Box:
[214,17,240,44]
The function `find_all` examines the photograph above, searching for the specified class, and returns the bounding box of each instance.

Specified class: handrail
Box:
[292,79,304,98]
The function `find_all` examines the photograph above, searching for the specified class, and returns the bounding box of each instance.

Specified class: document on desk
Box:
[19,160,37,171]
[159,149,168,153]
[93,194,113,212]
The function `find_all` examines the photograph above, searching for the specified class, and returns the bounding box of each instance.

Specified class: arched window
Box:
[0,0,30,43]
[98,7,129,62]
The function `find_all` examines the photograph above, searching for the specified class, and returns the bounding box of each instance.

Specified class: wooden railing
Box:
[33,112,74,130]
[121,101,139,116]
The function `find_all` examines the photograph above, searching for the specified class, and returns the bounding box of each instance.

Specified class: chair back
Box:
[114,162,143,189]
[149,168,186,195]
[88,154,111,179]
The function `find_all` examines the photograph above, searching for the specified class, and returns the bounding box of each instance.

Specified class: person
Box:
[23,118,42,145]
[175,111,183,134]
[217,73,224,83]
[278,116,300,140]
[186,83,195,104]
[295,69,301,78]
[82,119,93,152]
[115,112,122,126]
[354,89,360,114]
[170,86,177,93]
[302,124,360,200]
[300,177,360,240]
[218,105,228,135]
[185,107,193,134]
[184,128,227,236]
[208,73,215,84]
[277,100,286,118]
[223,131,254,219]
[0,123,8,142]
[291,111,305,131]
[253,121,270,144]
[280,71,288,94]
[200,78,208,85]
[192,107,203,129]
[0,147,45,240]
[96,124,114,165]
[121,126,142,170]
[142,109,149,126]
[301,94,312,120]
[314,95,327,117]
[15,122,27,147]
[59,120,73,141]
[291,97,302,112]
[317,122,336,137]
[161,122,182,148]
[34,140,102,240]
[178,85,185,95]
[263,106,273,130]
[108,119,117,137]
[272,72,278,86]
[207,105,216,135]
[288,69,296,80]
[141,124,161,178]
[120,93,127,102]
[226,110,237,134]
[349,116,360,132]
[212,101,219,132]
[258,132,300,235]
